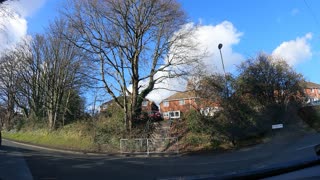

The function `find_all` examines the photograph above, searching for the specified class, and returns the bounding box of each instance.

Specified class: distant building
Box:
[159,90,220,120]
[100,97,158,113]
[304,82,320,103]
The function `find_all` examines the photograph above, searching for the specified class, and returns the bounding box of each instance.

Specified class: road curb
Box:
[3,138,180,157]
[3,139,109,156]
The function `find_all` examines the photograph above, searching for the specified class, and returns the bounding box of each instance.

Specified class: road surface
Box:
[1,130,320,180]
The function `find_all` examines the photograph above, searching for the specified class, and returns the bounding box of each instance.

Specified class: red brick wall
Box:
[305,88,320,99]
[160,98,219,115]
[141,100,158,112]
[160,98,197,113]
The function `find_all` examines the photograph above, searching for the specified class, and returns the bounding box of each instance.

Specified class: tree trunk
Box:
[123,95,132,133]
[48,109,54,130]
[4,91,15,131]
[131,82,138,122]
[4,110,13,131]
[47,109,57,130]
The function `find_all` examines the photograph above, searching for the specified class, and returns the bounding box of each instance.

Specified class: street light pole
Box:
[218,43,226,79]
[218,43,228,97]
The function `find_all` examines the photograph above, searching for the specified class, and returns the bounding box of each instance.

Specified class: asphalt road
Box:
[1,130,320,180]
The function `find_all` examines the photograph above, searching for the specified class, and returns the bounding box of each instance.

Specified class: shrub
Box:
[94,110,126,150]
[184,110,210,134]
[184,133,211,147]
[298,106,320,131]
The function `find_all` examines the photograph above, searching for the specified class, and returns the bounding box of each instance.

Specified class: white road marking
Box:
[296,143,319,151]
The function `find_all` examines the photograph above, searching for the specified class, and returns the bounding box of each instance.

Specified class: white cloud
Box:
[194,21,244,73]
[272,33,312,66]
[146,73,187,105]
[9,0,46,17]
[0,0,46,52]
[0,14,27,51]
[145,21,244,104]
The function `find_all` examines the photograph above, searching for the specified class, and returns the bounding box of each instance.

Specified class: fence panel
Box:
[120,138,147,153]
[120,137,178,154]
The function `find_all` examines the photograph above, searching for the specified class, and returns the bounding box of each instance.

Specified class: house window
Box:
[200,107,220,116]
[163,101,169,107]
[168,111,180,119]
[163,112,169,118]
[179,99,185,105]
[100,104,108,111]
[142,101,148,106]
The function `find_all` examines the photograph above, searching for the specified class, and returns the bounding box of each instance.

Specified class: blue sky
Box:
[178,0,320,83]
[25,0,320,82]
[2,0,320,104]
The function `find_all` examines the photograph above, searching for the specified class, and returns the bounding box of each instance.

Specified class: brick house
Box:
[100,97,158,113]
[141,99,159,112]
[159,90,220,120]
[304,82,320,103]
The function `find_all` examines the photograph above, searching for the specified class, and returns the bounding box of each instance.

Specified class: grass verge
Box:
[3,129,96,152]
[2,121,100,152]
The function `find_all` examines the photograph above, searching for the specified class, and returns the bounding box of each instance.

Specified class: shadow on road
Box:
[1,144,131,180]
[2,128,320,180]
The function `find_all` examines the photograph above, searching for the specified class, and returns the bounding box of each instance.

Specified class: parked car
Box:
[137,111,162,122]
[148,111,162,121]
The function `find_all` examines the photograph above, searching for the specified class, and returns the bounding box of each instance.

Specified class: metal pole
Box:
[120,139,122,153]
[218,44,226,79]
[218,43,228,97]
[147,138,149,156]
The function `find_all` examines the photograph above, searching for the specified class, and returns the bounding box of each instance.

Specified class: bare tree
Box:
[14,37,46,120]
[61,0,202,131]
[0,0,12,23]
[0,49,21,130]
[14,19,88,130]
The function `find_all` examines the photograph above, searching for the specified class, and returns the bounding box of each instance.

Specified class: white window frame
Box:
[142,101,148,107]
[163,112,169,118]
[200,107,220,117]
[163,101,169,107]
[101,104,108,110]
[168,111,180,119]
[179,99,185,105]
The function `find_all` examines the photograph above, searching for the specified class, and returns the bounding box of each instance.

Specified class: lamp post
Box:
[218,43,226,79]
[218,43,228,97]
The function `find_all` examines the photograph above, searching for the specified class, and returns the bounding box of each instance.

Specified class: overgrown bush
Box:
[298,106,320,131]
[94,108,126,151]
[14,113,48,132]
[184,132,211,147]
[184,110,207,133]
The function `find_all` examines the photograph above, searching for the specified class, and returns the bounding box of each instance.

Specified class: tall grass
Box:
[3,122,97,152]
[3,111,127,153]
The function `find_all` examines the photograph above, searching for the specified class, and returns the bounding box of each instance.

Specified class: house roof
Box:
[304,82,320,89]
[162,91,198,102]
[100,96,154,107]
